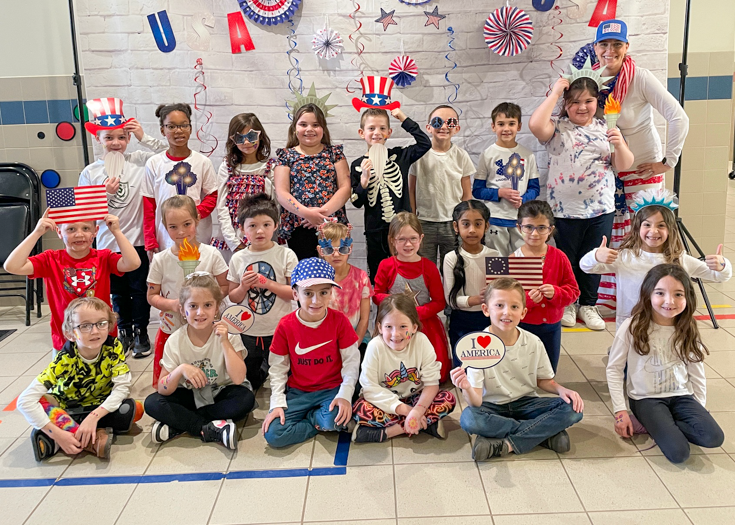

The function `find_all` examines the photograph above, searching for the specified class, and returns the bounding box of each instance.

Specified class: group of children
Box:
[3,60,729,465]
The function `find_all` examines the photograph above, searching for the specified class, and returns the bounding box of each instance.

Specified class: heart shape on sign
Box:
[477,335,492,349]
[240,310,252,321]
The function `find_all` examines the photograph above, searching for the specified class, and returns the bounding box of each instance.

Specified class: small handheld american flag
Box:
[46,186,108,224]
[486,257,543,291]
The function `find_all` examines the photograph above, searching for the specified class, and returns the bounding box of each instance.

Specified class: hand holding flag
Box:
[46,185,108,224]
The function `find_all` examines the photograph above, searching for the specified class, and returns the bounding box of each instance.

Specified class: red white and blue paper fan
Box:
[399,0,431,4]
[389,55,418,88]
[312,27,344,60]
[238,0,302,26]
[484,6,534,57]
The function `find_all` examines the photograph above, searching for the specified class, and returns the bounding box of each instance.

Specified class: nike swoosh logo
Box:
[295,340,332,355]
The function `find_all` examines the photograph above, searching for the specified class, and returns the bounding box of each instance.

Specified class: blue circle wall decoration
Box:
[41,169,61,189]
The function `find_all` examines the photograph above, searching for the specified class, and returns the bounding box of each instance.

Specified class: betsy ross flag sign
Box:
[46,185,108,224]
[486,257,543,291]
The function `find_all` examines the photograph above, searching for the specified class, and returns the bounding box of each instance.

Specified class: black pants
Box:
[366,228,391,285]
[144,385,255,437]
[554,213,614,306]
[287,226,319,260]
[110,245,151,331]
[519,321,562,373]
[66,398,137,434]
[240,334,273,391]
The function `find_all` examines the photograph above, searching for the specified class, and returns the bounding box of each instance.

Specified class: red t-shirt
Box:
[29,249,123,350]
[271,309,359,393]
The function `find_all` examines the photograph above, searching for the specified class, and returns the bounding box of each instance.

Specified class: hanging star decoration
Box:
[404,282,420,306]
[375,8,397,32]
[424,6,446,29]
[312,26,344,60]
[288,83,338,119]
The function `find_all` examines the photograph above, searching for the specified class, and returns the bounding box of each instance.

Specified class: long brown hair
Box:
[387,212,423,256]
[225,113,271,167]
[619,206,684,264]
[560,78,599,119]
[286,104,331,148]
[629,264,708,363]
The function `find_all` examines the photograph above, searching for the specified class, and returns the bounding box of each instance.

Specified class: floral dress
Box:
[276,145,348,240]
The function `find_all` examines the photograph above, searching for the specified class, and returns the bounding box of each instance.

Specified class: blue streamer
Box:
[147,10,177,53]
[285,18,303,119]
[444,27,461,116]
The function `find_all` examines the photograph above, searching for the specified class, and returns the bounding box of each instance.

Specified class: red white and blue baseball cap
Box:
[291,257,342,289]
[595,19,628,43]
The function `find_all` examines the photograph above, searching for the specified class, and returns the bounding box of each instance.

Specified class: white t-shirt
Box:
[78,134,167,250]
[142,150,219,250]
[475,143,540,222]
[147,244,228,334]
[443,246,500,311]
[161,326,248,395]
[467,327,554,405]
[410,144,475,222]
[607,318,707,413]
[359,332,441,413]
[227,243,298,337]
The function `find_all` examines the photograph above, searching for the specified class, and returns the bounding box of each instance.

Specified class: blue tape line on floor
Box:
[334,431,351,466]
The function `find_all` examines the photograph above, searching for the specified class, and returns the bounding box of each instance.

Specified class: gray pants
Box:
[485,225,524,257]
[418,220,457,270]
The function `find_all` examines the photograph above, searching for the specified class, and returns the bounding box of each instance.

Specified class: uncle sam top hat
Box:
[351,76,401,112]
[84,97,133,135]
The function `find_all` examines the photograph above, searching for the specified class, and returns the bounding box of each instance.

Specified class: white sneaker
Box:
[578,305,605,331]
[561,305,577,327]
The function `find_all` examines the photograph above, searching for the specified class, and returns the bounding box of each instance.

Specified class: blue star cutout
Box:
[375,8,397,32]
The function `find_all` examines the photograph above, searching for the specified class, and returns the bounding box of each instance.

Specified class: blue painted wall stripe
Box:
[667,75,733,101]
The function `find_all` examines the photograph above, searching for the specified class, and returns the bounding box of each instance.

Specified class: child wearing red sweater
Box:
[513,201,579,372]
[374,212,450,382]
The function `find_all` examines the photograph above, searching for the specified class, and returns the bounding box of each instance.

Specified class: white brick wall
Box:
[75,0,672,271]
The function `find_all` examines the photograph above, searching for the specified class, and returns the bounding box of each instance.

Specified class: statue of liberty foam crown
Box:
[630,189,679,214]
[563,57,615,90]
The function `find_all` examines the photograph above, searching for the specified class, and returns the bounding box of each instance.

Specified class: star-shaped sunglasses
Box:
[430,116,459,129]
[231,130,261,145]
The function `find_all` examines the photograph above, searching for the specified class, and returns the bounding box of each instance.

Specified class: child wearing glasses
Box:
[512,201,579,372]
[17,297,143,461]
[473,103,541,256]
[212,113,277,262]
[143,103,219,254]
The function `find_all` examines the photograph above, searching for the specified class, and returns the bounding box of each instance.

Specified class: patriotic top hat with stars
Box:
[351,76,401,112]
[84,98,132,135]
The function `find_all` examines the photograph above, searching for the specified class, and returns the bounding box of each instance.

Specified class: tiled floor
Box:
[3,191,735,524]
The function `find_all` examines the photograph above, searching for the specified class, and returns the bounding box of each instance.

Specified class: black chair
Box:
[0,163,43,325]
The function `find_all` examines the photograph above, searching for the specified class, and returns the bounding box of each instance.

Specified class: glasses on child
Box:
[430,116,459,130]
[232,130,261,145]
[596,42,626,50]
[320,245,351,256]
[396,236,421,245]
[519,225,552,234]
[74,321,110,333]
[164,123,191,131]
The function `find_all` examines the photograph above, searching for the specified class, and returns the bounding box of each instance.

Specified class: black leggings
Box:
[67,398,137,434]
[287,226,319,260]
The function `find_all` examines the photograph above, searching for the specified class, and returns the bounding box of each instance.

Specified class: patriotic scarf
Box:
[572,42,636,108]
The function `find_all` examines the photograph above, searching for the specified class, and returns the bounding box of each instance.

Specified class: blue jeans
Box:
[629,395,724,464]
[460,396,583,454]
[264,386,346,448]
[519,321,562,373]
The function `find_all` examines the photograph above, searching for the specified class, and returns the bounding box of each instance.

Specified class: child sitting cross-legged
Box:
[17,297,143,461]
[352,293,456,443]
[451,278,584,461]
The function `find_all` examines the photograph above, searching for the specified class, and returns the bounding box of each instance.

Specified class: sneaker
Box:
[421,420,447,439]
[151,420,182,444]
[540,430,571,453]
[31,428,59,462]
[472,436,509,461]
[578,305,606,331]
[201,419,238,450]
[132,327,151,358]
[351,424,387,443]
[118,328,133,356]
[561,305,577,327]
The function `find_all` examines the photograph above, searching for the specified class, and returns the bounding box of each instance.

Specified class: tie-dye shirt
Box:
[542,117,615,219]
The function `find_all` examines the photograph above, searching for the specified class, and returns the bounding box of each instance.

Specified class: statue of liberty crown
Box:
[630,189,679,214]
[563,57,615,90]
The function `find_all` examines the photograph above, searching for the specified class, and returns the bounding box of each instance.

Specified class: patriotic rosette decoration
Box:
[484,6,534,57]
[238,0,302,26]
[312,26,344,60]
[388,55,418,88]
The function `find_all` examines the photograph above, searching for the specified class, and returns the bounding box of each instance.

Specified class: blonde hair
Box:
[483,278,526,308]
[161,195,199,227]
[619,206,684,264]
[179,273,224,310]
[62,297,116,335]
[388,212,423,256]
[321,222,349,243]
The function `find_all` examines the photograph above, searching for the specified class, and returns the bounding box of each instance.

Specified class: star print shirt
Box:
[227,243,298,337]
[542,117,616,219]
[28,249,123,350]
[268,309,359,409]
[359,331,441,414]
[350,118,431,232]
[467,327,554,405]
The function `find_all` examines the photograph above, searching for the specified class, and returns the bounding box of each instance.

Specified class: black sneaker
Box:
[351,425,387,443]
[31,428,59,462]
[201,420,237,450]
[472,436,509,461]
[132,327,151,358]
[118,328,133,356]
[421,420,447,439]
[151,420,182,444]
[540,430,571,453]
